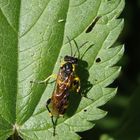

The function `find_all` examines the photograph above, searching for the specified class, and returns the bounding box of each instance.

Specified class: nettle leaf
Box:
[0,0,124,140]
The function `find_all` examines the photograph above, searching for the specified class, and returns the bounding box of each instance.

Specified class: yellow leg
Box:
[30,74,57,84]
[72,77,80,93]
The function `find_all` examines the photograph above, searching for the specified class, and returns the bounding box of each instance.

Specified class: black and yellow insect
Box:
[46,38,82,135]
[31,37,89,136]
[47,55,80,115]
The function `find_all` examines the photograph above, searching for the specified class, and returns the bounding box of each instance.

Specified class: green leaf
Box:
[0,0,124,140]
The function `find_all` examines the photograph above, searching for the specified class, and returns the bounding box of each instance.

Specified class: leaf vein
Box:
[0,8,17,33]
[20,0,51,38]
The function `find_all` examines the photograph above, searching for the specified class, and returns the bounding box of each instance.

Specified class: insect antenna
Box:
[66,36,90,59]
[66,36,73,57]
[73,39,80,58]
[80,44,94,59]
[73,40,88,59]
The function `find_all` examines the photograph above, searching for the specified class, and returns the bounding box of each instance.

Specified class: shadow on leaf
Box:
[66,59,93,117]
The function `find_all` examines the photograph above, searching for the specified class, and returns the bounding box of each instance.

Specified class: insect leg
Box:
[30,74,57,84]
[73,77,93,100]
[46,98,56,136]
[72,77,80,93]
[46,98,52,115]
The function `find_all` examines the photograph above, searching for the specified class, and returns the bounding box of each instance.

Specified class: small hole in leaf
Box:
[84,109,87,112]
[96,57,101,63]
[85,16,100,33]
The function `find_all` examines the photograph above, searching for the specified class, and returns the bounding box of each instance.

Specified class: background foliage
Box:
[80,0,140,139]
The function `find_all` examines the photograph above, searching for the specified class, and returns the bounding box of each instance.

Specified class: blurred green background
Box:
[79,0,140,140]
